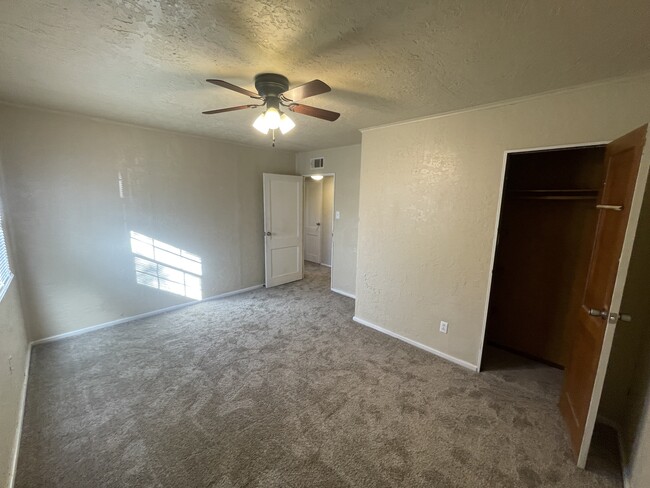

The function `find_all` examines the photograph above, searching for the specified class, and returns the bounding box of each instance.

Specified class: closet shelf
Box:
[507,189,600,201]
[512,195,598,201]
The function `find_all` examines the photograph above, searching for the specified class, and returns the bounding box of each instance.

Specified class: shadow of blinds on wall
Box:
[130,231,203,300]
[0,195,14,302]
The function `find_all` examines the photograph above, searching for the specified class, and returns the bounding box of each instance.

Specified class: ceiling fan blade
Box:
[281,80,331,102]
[202,104,259,115]
[206,79,261,99]
[287,103,340,121]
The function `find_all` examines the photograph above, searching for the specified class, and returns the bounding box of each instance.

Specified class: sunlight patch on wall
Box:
[130,231,202,300]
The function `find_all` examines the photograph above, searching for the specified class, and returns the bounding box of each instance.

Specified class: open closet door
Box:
[560,124,649,467]
[263,173,304,288]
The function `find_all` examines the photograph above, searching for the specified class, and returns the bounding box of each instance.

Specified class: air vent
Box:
[310,157,324,169]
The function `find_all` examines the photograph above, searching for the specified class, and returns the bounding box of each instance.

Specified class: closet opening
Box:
[482,145,606,370]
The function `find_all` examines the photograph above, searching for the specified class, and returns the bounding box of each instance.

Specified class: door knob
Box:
[588,308,608,318]
[265,231,271,236]
[589,309,632,323]
[316,222,321,226]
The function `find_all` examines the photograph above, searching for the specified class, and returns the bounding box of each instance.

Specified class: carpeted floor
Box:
[16,263,622,487]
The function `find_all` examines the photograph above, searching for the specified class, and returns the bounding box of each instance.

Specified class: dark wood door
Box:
[560,125,648,467]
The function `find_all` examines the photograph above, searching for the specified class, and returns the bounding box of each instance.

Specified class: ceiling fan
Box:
[203,73,340,145]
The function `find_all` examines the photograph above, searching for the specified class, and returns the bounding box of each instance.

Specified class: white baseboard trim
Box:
[31,284,263,346]
[331,288,356,299]
[319,263,332,268]
[8,342,31,488]
[596,415,630,488]
[202,284,263,301]
[352,316,478,372]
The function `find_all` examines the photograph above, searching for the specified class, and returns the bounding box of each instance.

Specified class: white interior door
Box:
[304,178,322,263]
[263,173,304,287]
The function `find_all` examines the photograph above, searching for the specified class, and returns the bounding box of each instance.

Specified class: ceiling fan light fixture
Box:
[279,113,295,134]
[253,113,269,134]
[265,107,281,130]
[204,74,340,146]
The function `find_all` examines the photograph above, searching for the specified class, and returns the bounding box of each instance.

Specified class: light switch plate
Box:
[335,211,341,220]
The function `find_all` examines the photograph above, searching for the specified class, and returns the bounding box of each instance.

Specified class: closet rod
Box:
[510,195,598,201]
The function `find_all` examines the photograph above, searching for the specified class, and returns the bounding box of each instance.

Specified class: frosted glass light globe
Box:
[265,107,281,130]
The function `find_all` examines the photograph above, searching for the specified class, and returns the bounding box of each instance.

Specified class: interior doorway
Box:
[303,174,334,268]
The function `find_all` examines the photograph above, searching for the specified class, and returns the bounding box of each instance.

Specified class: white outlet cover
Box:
[335,211,341,220]
[440,321,448,334]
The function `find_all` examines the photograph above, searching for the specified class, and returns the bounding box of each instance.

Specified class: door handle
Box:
[588,308,608,319]
[265,231,271,237]
[588,309,632,323]
[316,223,321,226]
[596,204,623,211]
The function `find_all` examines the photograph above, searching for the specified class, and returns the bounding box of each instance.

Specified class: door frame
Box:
[476,140,610,371]
[302,173,336,290]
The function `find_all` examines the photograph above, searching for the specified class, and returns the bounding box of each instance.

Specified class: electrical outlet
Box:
[439,321,448,334]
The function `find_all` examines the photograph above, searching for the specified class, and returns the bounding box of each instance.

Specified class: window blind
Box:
[0,202,13,298]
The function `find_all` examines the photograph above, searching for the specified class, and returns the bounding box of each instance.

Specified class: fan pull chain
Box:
[272,129,276,147]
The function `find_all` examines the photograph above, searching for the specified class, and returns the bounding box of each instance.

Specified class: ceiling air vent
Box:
[310,157,324,169]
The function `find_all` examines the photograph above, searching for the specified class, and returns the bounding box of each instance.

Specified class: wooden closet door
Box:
[560,124,648,467]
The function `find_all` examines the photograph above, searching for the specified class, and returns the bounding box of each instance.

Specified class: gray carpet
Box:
[16,263,622,487]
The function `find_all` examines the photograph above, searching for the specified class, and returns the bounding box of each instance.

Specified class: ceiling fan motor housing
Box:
[203,74,339,122]
[255,73,289,100]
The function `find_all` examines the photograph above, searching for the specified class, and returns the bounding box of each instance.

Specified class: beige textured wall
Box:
[320,176,334,267]
[0,103,295,341]
[355,72,650,369]
[296,145,361,296]
[0,152,29,488]
[624,331,650,488]
[0,283,28,488]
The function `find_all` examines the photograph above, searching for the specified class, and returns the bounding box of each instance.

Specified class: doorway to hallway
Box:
[303,175,334,269]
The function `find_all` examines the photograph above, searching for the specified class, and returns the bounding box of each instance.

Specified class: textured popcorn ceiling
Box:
[1,0,649,151]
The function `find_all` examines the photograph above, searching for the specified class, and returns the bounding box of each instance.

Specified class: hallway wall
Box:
[320,176,334,267]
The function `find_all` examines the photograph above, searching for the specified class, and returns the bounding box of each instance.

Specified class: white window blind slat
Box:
[0,208,13,296]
